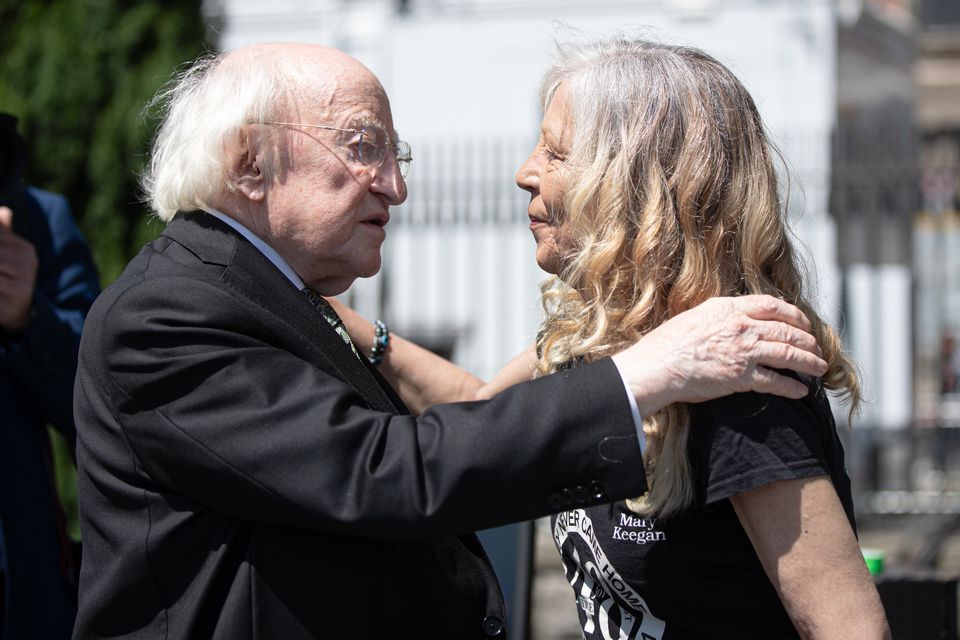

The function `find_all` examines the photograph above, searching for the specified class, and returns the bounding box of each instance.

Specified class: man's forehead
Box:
[225,42,387,107]
[224,42,396,134]
[224,42,364,72]
[303,81,396,136]
[293,65,389,114]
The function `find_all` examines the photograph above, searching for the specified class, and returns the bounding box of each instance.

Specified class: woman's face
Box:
[516,83,575,275]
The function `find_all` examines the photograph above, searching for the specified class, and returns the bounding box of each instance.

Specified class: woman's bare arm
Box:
[474,344,538,399]
[731,476,890,639]
[327,297,536,413]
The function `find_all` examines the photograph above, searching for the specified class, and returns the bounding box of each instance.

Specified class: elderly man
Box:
[73,44,826,639]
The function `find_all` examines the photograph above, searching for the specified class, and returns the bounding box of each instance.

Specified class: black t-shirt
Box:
[550,379,855,640]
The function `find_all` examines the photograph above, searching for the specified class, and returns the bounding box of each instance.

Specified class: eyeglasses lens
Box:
[354,127,382,166]
[395,140,412,178]
[344,125,411,178]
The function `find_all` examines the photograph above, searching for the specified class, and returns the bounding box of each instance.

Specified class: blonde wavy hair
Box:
[535,36,861,519]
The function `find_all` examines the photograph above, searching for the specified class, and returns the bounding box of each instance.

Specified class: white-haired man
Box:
[73,43,827,639]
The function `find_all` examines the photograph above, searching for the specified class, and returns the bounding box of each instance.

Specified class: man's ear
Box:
[229,125,267,202]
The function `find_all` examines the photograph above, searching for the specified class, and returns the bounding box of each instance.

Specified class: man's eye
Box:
[357,137,380,163]
[342,135,367,161]
[346,129,385,164]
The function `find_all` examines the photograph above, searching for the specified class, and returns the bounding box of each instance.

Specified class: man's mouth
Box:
[361,212,390,227]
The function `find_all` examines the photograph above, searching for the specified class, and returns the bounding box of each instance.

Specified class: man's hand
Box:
[0,206,39,331]
[612,295,829,416]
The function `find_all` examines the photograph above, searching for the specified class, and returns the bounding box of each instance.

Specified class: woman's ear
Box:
[229,125,267,202]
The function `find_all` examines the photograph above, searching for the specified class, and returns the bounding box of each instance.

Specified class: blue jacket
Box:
[0,187,99,639]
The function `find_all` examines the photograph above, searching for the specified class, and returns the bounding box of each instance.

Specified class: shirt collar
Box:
[205,209,306,291]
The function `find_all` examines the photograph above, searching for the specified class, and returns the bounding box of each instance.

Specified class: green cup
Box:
[861,547,886,576]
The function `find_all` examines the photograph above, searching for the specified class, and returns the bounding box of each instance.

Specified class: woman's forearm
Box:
[378,332,486,413]
[327,298,536,414]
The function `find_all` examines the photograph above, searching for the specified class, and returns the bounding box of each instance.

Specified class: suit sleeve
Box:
[77,275,647,541]
[0,189,100,442]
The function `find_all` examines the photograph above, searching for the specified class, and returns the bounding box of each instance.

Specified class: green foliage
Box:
[48,426,80,539]
[0,1,210,540]
[0,0,210,283]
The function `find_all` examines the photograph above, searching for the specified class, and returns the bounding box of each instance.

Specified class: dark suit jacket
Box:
[0,188,99,640]
[72,212,647,639]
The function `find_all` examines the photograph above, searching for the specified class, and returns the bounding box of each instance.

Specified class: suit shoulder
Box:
[98,266,237,319]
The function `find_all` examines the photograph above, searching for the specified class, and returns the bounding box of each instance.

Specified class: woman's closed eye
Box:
[543,144,567,162]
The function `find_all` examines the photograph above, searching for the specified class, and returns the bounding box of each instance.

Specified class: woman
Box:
[336,36,888,639]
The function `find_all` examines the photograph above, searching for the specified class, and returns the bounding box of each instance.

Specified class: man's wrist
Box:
[611,356,648,454]
[610,351,676,418]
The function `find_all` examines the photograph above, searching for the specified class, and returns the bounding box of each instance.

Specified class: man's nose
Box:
[371,155,407,205]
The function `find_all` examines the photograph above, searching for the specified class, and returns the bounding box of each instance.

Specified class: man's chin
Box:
[309,255,382,295]
[357,255,382,279]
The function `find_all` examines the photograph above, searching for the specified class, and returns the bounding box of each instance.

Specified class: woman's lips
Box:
[529,215,548,228]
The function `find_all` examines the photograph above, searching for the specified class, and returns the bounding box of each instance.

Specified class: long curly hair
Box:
[535,36,860,519]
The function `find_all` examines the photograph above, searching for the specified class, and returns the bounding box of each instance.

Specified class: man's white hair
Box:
[140,50,287,222]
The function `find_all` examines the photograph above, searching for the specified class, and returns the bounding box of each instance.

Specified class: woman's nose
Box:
[515,150,540,193]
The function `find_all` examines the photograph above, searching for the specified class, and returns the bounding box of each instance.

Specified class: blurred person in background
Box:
[336,37,889,638]
[0,113,100,639]
[942,333,958,394]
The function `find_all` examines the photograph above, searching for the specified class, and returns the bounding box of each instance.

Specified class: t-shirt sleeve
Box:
[689,389,831,505]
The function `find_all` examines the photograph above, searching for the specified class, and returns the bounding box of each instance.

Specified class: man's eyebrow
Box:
[351,114,385,130]
[347,114,402,144]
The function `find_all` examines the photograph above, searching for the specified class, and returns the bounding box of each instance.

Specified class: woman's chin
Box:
[536,254,561,275]
[536,247,576,277]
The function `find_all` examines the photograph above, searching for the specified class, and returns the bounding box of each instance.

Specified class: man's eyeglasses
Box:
[263,121,412,178]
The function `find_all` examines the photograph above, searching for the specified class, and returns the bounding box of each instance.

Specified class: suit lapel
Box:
[163,213,402,415]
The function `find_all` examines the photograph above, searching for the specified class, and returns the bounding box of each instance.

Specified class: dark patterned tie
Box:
[301,288,361,359]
